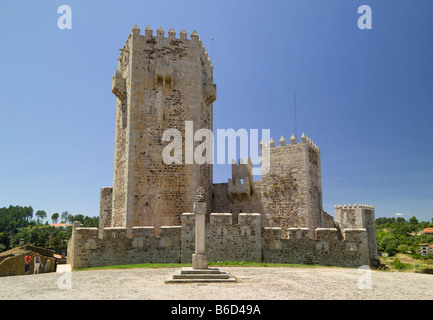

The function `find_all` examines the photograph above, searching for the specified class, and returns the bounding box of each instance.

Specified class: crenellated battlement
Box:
[146,25,212,68]
[334,203,379,267]
[260,132,320,153]
[316,228,339,241]
[334,204,375,210]
[334,203,376,230]
[300,132,320,152]
[68,223,182,269]
[231,158,253,175]
[182,212,261,227]
[119,25,213,70]
[262,226,367,243]
[68,211,373,269]
[262,225,370,266]
[74,225,182,241]
[228,177,251,200]
[227,158,253,201]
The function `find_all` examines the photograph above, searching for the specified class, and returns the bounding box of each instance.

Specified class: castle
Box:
[67,25,379,269]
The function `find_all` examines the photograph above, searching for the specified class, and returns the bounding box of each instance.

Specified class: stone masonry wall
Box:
[181,213,262,264]
[99,187,113,238]
[335,204,379,266]
[110,26,216,236]
[68,223,182,269]
[212,160,265,225]
[211,134,325,238]
[262,227,370,267]
[68,213,371,269]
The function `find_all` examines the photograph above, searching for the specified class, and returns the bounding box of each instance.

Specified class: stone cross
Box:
[192,187,208,269]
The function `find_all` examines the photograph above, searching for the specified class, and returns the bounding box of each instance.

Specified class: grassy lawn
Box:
[74,261,343,271]
[74,256,433,273]
[75,263,191,271]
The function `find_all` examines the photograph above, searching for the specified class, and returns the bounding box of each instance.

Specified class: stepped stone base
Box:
[165,267,237,283]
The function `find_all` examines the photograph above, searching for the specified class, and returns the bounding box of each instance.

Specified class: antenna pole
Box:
[294,92,297,140]
[212,38,214,63]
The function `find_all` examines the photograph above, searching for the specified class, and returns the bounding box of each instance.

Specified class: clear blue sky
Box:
[1,0,432,222]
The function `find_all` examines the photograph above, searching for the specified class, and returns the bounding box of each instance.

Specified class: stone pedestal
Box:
[192,253,208,269]
[165,267,237,283]
[165,187,237,284]
[192,200,208,270]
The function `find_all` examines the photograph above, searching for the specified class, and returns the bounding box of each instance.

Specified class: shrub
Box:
[391,258,411,270]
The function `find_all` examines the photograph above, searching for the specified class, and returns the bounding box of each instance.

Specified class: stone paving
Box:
[0,266,432,300]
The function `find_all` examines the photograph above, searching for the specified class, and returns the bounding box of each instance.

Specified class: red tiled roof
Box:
[423,228,433,233]
[49,223,72,227]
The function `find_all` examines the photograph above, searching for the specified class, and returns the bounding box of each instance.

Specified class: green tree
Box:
[0,231,11,251]
[409,216,419,226]
[396,217,406,224]
[72,214,85,223]
[380,235,399,256]
[392,258,409,270]
[60,211,69,223]
[25,206,33,223]
[50,233,63,251]
[408,216,419,232]
[36,228,49,247]
[29,227,41,244]
[51,213,59,224]
[35,210,47,224]
[83,216,99,227]
[0,205,33,232]
[386,239,399,256]
[67,214,74,224]
[397,244,409,253]
[1,205,96,254]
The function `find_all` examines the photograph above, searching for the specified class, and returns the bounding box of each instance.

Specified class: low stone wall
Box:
[68,213,371,269]
[68,226,181,269]
[181,213,262,264]
[262,228,370,267]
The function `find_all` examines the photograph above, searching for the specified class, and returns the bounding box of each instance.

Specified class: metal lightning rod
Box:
[294,92,297,140]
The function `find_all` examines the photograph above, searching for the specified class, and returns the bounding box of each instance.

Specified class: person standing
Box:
[34,255,43,274]
[24,254,32,275]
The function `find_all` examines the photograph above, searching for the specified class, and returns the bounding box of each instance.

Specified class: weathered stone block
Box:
[103,227,127,240]
[132,227,155,239]
[316,228,338,241]
[210,213,232,225]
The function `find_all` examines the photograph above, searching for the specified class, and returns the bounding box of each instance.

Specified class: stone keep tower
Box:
[259,133,325,237]
[100,25,216,236]
[211,132,334,238]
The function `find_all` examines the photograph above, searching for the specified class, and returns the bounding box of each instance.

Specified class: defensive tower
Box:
[259,133,326,237]
[334,204,379,266]
[106,25,216,235]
